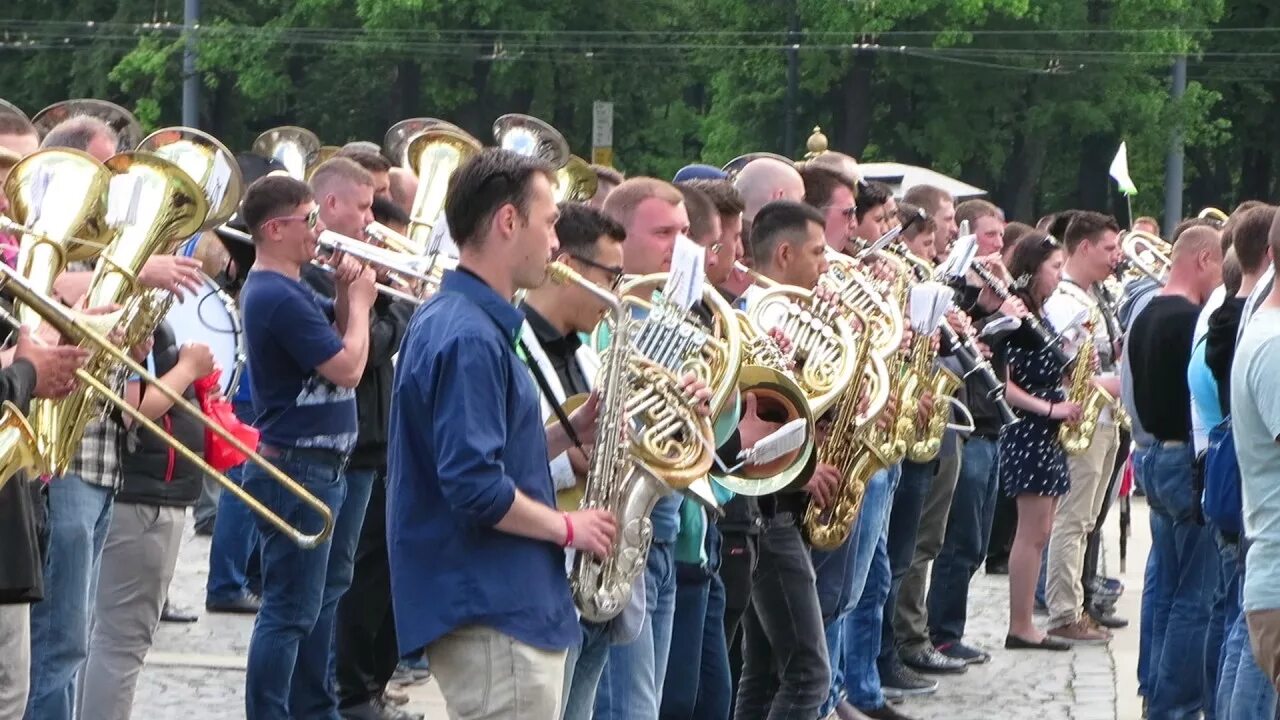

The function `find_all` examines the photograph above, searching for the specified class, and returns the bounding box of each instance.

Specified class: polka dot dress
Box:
[999,320,1071,498]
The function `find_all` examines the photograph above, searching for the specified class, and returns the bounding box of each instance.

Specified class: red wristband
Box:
[562,512,574,548]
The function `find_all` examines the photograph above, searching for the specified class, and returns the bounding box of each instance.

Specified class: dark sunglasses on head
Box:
[569,254,625,291]
[1042,234,1062,249]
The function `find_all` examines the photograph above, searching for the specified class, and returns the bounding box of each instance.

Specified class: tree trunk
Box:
[1074,133,1114,212]
[837,49,876,159]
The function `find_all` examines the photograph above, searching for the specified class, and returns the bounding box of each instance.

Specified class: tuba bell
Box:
[493,114,570,168]
[554,155,599,204]
[252,126,321,181]
[384,118,468,167]
[137,127,244,231]
[404,128,484,250]
[32,99,142,152]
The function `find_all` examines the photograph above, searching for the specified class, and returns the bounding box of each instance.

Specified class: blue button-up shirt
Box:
[387,269,577,653]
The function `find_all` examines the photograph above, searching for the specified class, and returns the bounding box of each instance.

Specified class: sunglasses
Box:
[824,205,858,220]
[269,207,320,231]
[569,254,625,291]
[1042,234,1063,249]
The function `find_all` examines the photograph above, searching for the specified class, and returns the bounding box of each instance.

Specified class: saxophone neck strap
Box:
[516,337,585,453]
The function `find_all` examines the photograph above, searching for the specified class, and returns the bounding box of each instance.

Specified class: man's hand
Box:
[15,326,89,399]
[138,255,203,298]
[178,342,217,379]
[567,446,591,478]
[567,392,600,447]
[678,372,713,417]
[946,309,975,338]
[999,295,1029,319]
[916,390,935,426]
[876,391,899,433]
[804,462,842,509]
[340,260,378,309]
[564,509,618,558]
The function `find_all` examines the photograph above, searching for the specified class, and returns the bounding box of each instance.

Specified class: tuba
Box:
[384,117,467,167]
[404,128,483,250]
[555,155,599,204]
[493,114,570,168]
[547,263,715,622]
[252,126,321,181]
[32,99,142,152]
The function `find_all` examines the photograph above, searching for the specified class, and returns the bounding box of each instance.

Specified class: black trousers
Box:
[1082,427,1131,605]
[335,469,400,710]
[721,528,755,710]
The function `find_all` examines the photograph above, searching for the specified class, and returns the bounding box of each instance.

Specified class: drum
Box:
[165,272,244,397]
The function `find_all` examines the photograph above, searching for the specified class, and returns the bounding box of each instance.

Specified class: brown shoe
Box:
[1048,617,1111,645]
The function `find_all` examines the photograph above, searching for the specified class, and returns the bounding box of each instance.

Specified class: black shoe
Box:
[205,592,261,614]
[193,521,215,537]
[859,703,919,720]
[879,658,939,697]
[900,646,967,675]
[1005,633,1071,651]
[985,560,1009,575]
[935,640,990,664]
[1087,605,1130,629]
[340,697,424,720]
[160,601,199,623]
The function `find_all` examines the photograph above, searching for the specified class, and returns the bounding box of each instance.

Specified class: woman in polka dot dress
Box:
[997,230,1082,651]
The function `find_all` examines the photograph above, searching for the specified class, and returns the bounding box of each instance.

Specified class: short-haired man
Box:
[388,150,616,718]
[956,199,1004,256]
[336,148,392,201]
[1041,211,1124,644]
[676,182,725,281]
[42,115,117,162]
[1128,225,1224,718]
[590,165,624,209]
[897,202,937,262]
[748,200,829,290]
[1134,216,1161,237]
[310,157,376,241]
[800,165,858,254]
[682,179,745,291]
[903,185,957,259]
[238,174,378,718]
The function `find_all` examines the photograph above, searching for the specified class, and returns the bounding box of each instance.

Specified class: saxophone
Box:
[550,263,716,622]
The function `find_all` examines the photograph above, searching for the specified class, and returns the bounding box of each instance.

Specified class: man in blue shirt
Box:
[387,149,617,719]
[238,174,377,719]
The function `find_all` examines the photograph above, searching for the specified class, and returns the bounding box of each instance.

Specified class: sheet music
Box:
[909,281,954,334]
[938,234,978,280]
[26,166,53,227]
[662,234,705,311]
[426,212,458,259]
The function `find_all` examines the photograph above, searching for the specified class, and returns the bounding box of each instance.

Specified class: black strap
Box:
[516,338,585,453]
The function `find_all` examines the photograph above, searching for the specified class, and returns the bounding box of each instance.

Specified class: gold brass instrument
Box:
[2,148,114,327]
[137,127,244,232]
[820,252,904,361]
[35,150,208,476]
[384,118,468,167]
[32,99,143,152]
[0,264,334,548]
[1057,305,1128,454]
[405,128,483,249]
[252,126,321,181]
[315,228,452,305]
[492,114,571,168]
[555,155,599,204]
[547,262,714,621]
[1120,229,1171,285]
[1198,207,1229,227]
[307,146,342,179]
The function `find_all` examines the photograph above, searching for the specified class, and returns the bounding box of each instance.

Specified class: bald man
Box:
[388,167,418,217]
[1126,224,1223,718]
[735,158,805,222]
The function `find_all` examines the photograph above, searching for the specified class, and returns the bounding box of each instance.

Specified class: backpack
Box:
[1202,415,1243,535]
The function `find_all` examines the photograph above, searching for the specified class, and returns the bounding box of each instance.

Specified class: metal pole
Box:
[181,0,200,128]
[1162,55,1186,235]
[784,0,799,158]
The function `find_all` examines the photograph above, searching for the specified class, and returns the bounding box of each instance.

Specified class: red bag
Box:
[194,371,259,472]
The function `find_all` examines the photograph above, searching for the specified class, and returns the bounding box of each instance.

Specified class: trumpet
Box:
[0,264,334,548]
[315,228,455,304]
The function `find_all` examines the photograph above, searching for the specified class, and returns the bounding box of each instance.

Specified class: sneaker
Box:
[879,658,939,696]
[160,601,199,623]
[935,641,990,664]
[900,646,967,675]
[382,685,410,705]
[1047,617,1111,645]
[339,697,424,720]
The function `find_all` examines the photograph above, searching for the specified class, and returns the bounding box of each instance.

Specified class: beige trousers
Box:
[427,625,568,720]
[1045,420,1120,628]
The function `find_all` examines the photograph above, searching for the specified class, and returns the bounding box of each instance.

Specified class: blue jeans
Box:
[595,541,678,720]
[563,621,612,720]
[1142,442,1218,720]
[206,401,262,605]
[25,474,114,720]
[661,525,731,720]
[877,460,935,671]
[325,468,378,677]
[813,467,895,715]
[243,452,353,720]
[929,437,1000,645]
[1214,537,1277,720]
[843,505,892,710]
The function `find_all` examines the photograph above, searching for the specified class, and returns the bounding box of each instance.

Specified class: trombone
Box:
[0,264,334,549]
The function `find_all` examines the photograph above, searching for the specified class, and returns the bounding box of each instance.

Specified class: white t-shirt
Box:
[1230,306,1280,612]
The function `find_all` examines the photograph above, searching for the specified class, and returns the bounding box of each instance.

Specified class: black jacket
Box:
[115,322,205,508]
[301,265,412,469]
[0,359,44,603]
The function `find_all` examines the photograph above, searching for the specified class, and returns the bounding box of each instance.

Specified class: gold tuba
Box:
[492,114,570,168]
[384,118,468,167]
[547,262,715,621]
[252,126,321,181]
[404,128,483,250]
[554,155,598,204]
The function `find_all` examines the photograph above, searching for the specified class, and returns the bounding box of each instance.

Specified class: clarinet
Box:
[968,261,1071,368]
[939,322,1019,429]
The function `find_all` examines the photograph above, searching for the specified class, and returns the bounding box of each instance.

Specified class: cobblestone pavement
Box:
[135,503,1147,720]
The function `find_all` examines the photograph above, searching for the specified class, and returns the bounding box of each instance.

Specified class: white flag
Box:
[1109,142,1137,196]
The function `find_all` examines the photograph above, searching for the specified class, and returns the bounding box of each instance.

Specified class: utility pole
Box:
[784,0,799,158]
[1162,55,1186,234]
[182,0,200,128]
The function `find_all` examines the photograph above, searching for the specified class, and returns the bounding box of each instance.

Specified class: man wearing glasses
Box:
[799,165,858,256]
[238,174,377,719]
[518,201,624,718]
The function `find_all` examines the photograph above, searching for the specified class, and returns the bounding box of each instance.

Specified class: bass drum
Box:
[165,271,245,397]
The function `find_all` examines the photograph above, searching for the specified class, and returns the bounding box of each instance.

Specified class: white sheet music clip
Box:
[725,418,809,473]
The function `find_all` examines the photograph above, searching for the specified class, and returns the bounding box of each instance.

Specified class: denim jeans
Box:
[1214,538,1277,720]
[206,401,262,606]
[661,525,731,720]
[1142,442,1218,720]
[25,474,114,720]
[843,503,892,710]
[877,460,935,672]
[929,437,1000,645]
[813,467,895,715]
[595,541,677,720]
[562,621,612,720]
[735,515,830,720]
[243,451,351,720]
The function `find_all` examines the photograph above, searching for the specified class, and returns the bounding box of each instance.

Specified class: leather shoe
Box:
[900,646,967,675]
[160,601,199,623]
[860,703,919,720]
[205,593,261,614]
[1088,604,1130,629]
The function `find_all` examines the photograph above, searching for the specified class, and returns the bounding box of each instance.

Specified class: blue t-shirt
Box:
[241,270,356,453]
